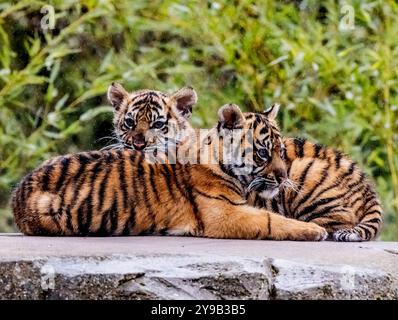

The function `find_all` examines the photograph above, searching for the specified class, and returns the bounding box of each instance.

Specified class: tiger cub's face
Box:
[107,83,197,152]
[216,103,288,198]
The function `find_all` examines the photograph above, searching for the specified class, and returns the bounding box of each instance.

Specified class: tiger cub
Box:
[106,82,197,154]
[228,104,383,242]
[12,104,328,241]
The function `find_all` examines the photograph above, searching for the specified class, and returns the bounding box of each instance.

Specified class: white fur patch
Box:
[166,225,194,236]
[259,188,280,199]
[36,193,56,212]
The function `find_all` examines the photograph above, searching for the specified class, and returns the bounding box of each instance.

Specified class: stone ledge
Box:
[0,234,397,299]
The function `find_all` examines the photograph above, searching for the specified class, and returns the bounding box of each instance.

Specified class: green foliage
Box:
[0,0,397,239]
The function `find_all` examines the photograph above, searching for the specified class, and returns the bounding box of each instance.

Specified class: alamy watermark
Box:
[40,5,55,31]
[340,265,356,291]
[133,128,256,174]
[339,4,355,31]
[40,264,56,290]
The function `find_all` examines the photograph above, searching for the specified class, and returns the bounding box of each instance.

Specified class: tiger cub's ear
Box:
[171,86,198,119]
[263,103,280,120]
[107,82,128,111]
[218,104,245,130]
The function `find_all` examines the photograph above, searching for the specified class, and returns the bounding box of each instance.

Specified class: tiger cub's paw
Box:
[302,223,328,241]
[333,229,362,242]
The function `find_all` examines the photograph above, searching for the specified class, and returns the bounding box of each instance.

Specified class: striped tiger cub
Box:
[11,104,328,241]
[106,82,197,153]
[224,104,383,242]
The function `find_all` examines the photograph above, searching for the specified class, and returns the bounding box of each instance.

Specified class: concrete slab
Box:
[0,235,397,299]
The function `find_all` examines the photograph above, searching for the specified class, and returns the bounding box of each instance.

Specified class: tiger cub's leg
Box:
[197,197,328,241]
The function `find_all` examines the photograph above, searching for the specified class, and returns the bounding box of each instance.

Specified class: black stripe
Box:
[148,99,162,111]
[304,204,342,221]
[131,98,150,107]
[121,157,139,236]
[346,162,356,176]
[98,210,110,236]
[280,189,289,217]
[321,220,346,228]
[137,159,156,231]
[361,223,378,233]
[364,217,382,224]
[53,174,69,230]
[358,225,372,239]
[77,206,85,235]
[122,204,136,236]
[146,105,159,120]
[334,152,342,169]
[130,92,150,102]
[148,91,160,98]
[80,160,103,234]
[77,153,91,165]
[349,196,363,208]
[209,168,243,196]
[42,164,55,191]
[55,157,71,191]
[70,160,93,227]
[194,189,246,206]
[364,209,382,216]
[348,172,366,189]
[21,172,33,205]
[127,154,142,235]
[363,200,380,212]
[110,198,119,234]
[161,165,175,201]
[98,153,114,211]
[343,182,366,200]
[65,204,73,233]
[71,154,91,191]
[149,166,160,203]
[118,151,128,209]
[292,160,331,214]
[297,193,346,219]
[308,162,357,205]
[271,198,279,213]
[314,144,322,157]
[170,164,186,197]
[294,138,305,158]
[298,160,314,188]
[181,166,204,234]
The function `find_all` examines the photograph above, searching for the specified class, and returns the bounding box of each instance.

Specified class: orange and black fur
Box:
[12,103,328,241]
[236,104,383,242]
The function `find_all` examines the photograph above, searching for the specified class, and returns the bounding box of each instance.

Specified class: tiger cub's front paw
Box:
[303,222,328,241]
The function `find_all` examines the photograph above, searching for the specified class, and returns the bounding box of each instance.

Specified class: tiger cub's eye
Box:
[152,120,165,129]
[124,118,134,129]
[257,148,269,160]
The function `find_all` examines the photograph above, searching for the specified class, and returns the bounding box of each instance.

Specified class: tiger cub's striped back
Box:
[12,150,202,236]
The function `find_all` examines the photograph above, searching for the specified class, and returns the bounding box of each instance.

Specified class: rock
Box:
[0,234,397,299]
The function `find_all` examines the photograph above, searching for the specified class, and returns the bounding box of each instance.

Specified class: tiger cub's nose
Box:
[274,169,287,184]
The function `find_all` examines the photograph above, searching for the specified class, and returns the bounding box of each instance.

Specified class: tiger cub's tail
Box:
[332,188,383,242]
